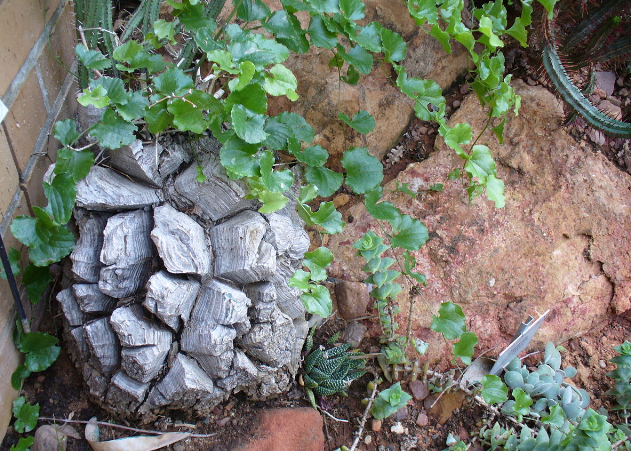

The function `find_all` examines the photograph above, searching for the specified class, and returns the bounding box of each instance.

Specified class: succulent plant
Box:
[301,330,366,409]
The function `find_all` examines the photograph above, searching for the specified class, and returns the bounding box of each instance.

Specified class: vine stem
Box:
[37,417,218,438]
[349,377,379,451]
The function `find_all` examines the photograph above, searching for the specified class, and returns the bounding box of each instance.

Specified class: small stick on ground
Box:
[350,377,379,451]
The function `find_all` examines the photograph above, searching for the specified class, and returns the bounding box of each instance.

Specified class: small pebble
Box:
[419,126,429,134]
[173,442,186,451]
[395,406,409,421]
[391,422,405,434]
[605,96,621,107]
[216,417,231,427]
[409,380,430,401]
[371,419,382,432]
[526,78,537,86]
[416,413,429,427]
[600,360,607,369]
[617,76,625,87]
[452,100,461,109]
[37,375,46,383]
[212,406,222,415]
[459,84,470,95]
[364,435,372,445]
[593,88,607,99]
[333,193,350,208]
[619,88,630,97]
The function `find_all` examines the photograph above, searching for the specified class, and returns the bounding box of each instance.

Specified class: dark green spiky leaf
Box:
[289,269,311,291]
[153,67,194,95]
[364,187,399,221]
[116,90,149,121]
[10,216,75,267]
[235,0,271,22]
[430,24,451,53]
[353,22,382,52]
[302,284,332,317]
[485,174,505,208]
[464,145,496,183]
[310,201,344,234]
[453,331,478,365]
[77,85,109,109]
[338,110,375,134]
[12,397,39,433]
[10,436,34,451]
[220,135,260,177]
[340,0,364,20]
[431,301,466,340]
[295,144,328,167]
[53,119,80,147]
[168,91,220,134]
[90,109,136,149]
[390,214,428,250]
[25,345,60,372]
[263,63,298,100]
[481,375,509,404]
[225,83,268,114]
[232,104,268,144]
[260,151,293,192]
[308,15,338,49]
[304,247,334,281]
[380,28,407,62]
[75,43,110,70]
[337,44,373,74]
[341,147,382,194]
[43,173,76,225]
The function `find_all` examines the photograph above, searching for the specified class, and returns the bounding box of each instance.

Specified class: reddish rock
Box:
[334,280,372,320]
[327,80,631,366]
[233,408,324,451]
[408,380,430,401]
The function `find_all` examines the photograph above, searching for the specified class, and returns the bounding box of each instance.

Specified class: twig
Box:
[320,409,349,423]
[37,417,218,438]
[349,377,379,451]
[77,26,103,79]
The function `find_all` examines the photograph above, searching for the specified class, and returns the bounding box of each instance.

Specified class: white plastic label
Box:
[0,99,7,124]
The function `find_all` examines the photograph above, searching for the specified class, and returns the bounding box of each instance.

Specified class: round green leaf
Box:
[430,301,466,340]
[341,147,382,194]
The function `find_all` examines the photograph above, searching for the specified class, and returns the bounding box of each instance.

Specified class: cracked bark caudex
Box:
[59,134,311,421]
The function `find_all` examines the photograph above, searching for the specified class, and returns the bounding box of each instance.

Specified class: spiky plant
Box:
[538,0,631,137]
[301,330,366,409]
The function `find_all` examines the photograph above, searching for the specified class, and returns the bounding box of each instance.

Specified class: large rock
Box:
[265,0,470,164]
[327,81,631,363]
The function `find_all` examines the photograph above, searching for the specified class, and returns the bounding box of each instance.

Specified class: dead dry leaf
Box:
[85,418,190,451]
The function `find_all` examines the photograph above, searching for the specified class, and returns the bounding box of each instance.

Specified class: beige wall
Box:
[0,0,76,440]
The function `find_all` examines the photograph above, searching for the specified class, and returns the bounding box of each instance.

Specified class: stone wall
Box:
[0,0,77,440]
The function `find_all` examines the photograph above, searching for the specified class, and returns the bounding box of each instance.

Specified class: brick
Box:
[36,2,76,108]
[3,70,48,172]
[0,126,19,224]
[0,0,63,94]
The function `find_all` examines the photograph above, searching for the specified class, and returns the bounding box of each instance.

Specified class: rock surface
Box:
[327,80,631,364]
[265,0,470,164]
[233,408,324,451]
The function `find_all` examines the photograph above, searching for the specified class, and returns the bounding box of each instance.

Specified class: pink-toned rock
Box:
[327,80,631,365]
[408,380,430,401]
[233,408,324,451]
[334,280,372,320]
